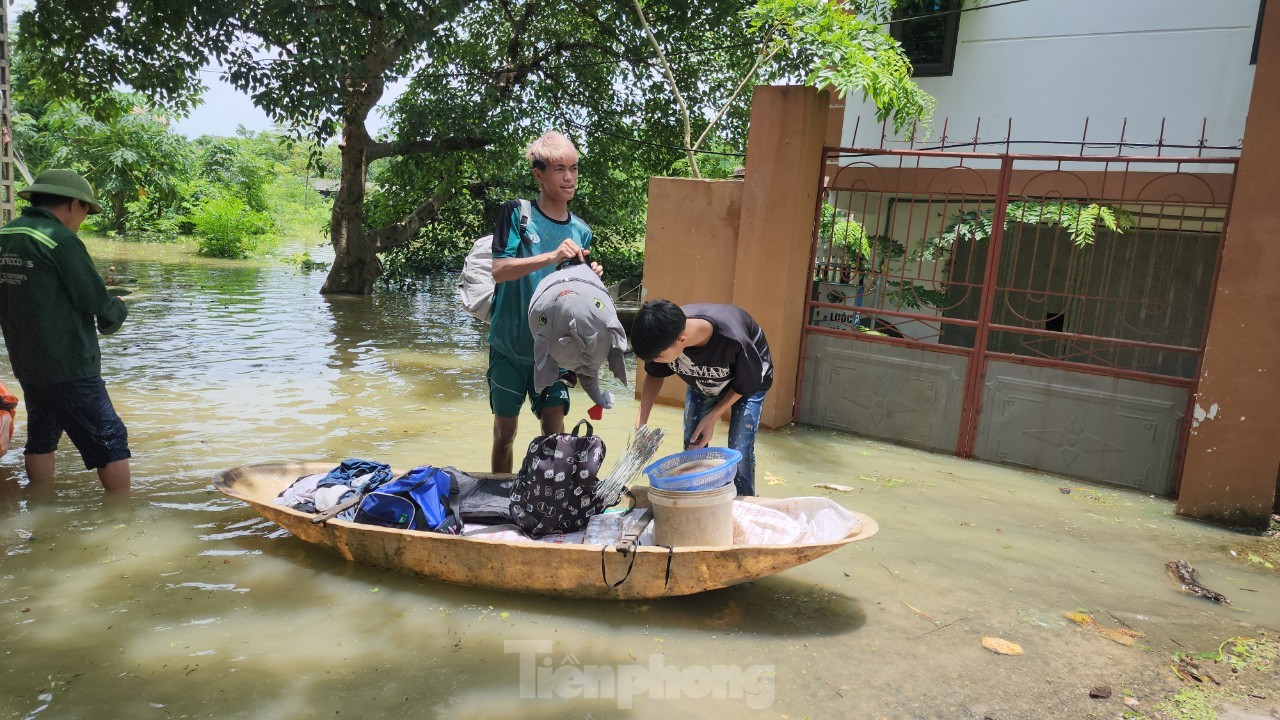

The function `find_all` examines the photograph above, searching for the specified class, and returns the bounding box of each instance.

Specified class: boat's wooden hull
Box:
[215,462,878,600]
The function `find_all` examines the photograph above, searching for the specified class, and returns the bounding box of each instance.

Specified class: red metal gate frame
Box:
[796,146,1238,491]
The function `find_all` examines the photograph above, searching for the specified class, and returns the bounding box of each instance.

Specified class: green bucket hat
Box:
[18,169,103,214]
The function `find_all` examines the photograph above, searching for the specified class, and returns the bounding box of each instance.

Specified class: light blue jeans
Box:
[683,388,768,496]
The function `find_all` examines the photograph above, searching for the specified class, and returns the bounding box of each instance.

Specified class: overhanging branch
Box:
[366,183,455,252]
[495,40,614,96]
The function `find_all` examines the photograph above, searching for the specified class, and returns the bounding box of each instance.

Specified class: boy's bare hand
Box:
[687,416,717,449]
[551,239,586,265]
[589,261,603,278]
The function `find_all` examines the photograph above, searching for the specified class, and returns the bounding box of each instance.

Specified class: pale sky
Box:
[6,0,407,141]
[172,69,410,139]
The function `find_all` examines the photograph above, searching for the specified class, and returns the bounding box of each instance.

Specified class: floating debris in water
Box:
[1064,611,1144,646]
[1166,560,1231,604]
[981,636,1024,655]
[813,483,855,493]
[900,601,939,626]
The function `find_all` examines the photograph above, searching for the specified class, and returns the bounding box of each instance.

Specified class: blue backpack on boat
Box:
[353,466,462,534]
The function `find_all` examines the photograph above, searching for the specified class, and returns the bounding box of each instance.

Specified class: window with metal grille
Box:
[891,0,961,77]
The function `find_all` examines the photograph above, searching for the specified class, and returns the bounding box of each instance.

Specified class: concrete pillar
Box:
[732,85,830,429]
[636,177,744,409]
[1176,11,1280,527]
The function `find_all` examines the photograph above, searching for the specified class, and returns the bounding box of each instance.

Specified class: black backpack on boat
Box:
[510,420,607,538]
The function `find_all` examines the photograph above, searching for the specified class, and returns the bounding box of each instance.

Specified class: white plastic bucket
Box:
[647,482,736,547]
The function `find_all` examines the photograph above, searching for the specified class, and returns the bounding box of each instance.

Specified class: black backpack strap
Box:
[442,502,465,535]
[439,468,465,534]
[518,199,532,240]
[618,488,637,512]
[571,419,594,437]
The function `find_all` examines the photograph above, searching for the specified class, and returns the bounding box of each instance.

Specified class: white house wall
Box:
[842,0,1261,156]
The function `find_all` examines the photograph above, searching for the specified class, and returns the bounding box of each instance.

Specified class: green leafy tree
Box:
[192,137,273,212]
[22,1,482,292]
[31,93,195,233]
[354,0,775,286]
[21,0,932,293]
[749,0,935,136]
[640,0,935,177]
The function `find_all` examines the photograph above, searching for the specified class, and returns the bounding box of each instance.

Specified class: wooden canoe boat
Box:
[214,461,879,600]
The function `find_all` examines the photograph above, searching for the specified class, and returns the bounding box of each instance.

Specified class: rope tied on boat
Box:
[600,543,639,588]
[599,506,674,589]
[600,543,675,589]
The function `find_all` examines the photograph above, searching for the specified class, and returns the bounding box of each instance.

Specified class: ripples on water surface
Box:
[1,239,1278,719]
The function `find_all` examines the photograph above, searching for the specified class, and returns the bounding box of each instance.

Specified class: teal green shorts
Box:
[487,348,571,418]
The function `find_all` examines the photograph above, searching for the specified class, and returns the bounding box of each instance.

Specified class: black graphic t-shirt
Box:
[644,303,773,400]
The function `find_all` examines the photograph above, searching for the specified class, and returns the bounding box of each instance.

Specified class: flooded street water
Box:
[2,239,1279,719]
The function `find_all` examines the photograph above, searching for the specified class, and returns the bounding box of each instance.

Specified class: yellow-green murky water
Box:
[2,239,1278,719]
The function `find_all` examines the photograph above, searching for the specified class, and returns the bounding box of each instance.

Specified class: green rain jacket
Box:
[0,207,127,384]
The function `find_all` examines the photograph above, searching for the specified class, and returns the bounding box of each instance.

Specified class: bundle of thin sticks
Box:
[594,425,666,507]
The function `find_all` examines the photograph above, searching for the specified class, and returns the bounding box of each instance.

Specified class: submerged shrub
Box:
[191,195,276,259]
[282,252,329,271]
[122,195,184,242]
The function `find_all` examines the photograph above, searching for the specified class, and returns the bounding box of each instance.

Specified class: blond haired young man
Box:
[487,132,603,472]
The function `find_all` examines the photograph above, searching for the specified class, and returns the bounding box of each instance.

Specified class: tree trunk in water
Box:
[111,196,127,234]
[321,124,381,295]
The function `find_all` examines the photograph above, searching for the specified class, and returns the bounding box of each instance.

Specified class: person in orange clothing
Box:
[0,381,17,456]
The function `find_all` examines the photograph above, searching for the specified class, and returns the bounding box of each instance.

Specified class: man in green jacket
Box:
[0,169,131,492]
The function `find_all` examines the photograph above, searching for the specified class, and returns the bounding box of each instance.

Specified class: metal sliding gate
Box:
[796,147,1238,495]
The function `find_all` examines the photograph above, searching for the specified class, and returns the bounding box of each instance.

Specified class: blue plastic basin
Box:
[643,448,741,492]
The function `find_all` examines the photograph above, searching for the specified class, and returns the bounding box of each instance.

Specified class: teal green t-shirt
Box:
[487,200,592,366]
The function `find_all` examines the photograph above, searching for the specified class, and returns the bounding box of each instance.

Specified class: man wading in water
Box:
[486,132,603,472]
[0,169,132,493]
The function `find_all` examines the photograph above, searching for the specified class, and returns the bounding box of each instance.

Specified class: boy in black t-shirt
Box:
[632,300,773,496]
